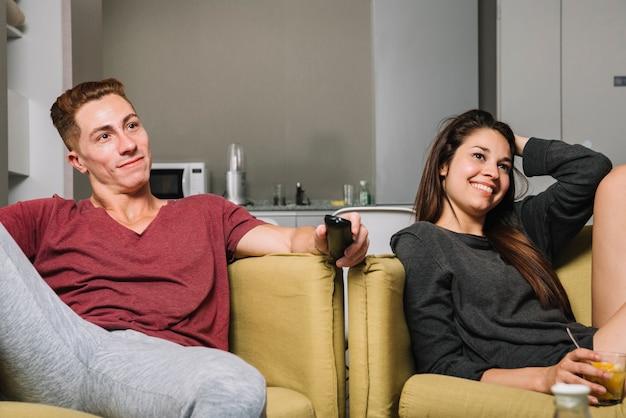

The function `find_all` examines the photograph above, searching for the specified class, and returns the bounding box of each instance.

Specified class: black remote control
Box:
[324,215,353,260]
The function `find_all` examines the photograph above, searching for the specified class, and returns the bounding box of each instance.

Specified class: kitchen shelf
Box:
[6,24,23,38]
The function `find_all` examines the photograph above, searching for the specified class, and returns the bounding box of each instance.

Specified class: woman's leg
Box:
[592,165,626,328]
[0,224,266,417]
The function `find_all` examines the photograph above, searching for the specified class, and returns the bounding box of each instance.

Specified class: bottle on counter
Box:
[295,182,307,206]
[551,383,591,418]
[359,180,371,205]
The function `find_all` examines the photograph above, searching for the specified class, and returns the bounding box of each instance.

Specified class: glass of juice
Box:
[585,351,626,405]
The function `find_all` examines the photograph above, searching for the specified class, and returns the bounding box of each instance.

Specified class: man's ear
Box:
[67,151,88,174]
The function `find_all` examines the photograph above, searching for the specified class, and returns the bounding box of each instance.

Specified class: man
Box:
[0,79,368,417]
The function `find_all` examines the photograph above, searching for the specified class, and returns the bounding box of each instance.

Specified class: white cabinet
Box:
[490,0,626,179]
[6,0,71,204]
[295,212,329,228]
[249,210,328,228]
[249,211,298,228]
[7,89,29,176]
[561,0,626,167]
[6,23,22,39]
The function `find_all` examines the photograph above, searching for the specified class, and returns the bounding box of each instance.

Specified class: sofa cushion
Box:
[0,402,100,417]
[267,387,315,418]
[554,225,593,326]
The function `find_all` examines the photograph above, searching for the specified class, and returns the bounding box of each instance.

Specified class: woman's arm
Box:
[514,134,530,156]
[515,138,612,261]
[482,348,609,404]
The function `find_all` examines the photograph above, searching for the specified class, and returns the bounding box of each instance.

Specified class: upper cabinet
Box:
[6,24,21,38]
[560,0,626,167]
[484,0,626,170]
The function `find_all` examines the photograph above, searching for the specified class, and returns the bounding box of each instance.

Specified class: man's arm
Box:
[235,212,369,268]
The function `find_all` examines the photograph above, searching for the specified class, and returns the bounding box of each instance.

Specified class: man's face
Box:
[68,94,152,196]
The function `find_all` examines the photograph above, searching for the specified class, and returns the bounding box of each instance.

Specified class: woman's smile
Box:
[470,181,495,195]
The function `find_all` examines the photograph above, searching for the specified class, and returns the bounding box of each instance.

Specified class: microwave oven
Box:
[150,162,209,199]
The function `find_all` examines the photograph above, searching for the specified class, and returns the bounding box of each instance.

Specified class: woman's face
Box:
[439,128,513,227]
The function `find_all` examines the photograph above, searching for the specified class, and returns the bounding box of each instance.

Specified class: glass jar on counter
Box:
[359,180,371,205]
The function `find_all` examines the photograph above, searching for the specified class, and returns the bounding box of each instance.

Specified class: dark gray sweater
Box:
[391,138,612,381]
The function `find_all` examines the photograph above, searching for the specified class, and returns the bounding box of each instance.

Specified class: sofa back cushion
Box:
[553,225,593,326]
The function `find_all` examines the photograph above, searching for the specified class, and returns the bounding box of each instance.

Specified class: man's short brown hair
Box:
[50,78,134,151]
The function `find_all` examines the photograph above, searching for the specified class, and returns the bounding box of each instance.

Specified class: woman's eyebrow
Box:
[472,145,513,163]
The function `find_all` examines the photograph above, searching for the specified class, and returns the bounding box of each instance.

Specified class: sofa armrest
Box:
[348,255,415,418]
[228,254,345,418]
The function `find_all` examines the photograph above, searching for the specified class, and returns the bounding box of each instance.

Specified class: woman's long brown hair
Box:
[414,109,572,316]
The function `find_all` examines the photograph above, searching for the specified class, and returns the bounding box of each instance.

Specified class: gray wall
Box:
[71,0,103,199]
[373,0,478,204]
[99,0,373,203]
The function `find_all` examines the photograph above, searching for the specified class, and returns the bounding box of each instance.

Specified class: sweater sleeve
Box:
[515,138,612,261]
[392,228,495,380]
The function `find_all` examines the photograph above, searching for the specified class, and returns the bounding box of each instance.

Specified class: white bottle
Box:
[551,383,591,418]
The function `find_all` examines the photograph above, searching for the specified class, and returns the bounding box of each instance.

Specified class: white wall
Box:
[70,0,103,199]
[7,0,70,204]
[373,0,479,204]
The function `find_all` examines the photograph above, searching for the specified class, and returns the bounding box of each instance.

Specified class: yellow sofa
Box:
[348,225,626,417]
[0,254,345,418]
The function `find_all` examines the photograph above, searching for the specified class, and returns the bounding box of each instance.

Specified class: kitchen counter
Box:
[247,200,347,227]
[244,199,347,211]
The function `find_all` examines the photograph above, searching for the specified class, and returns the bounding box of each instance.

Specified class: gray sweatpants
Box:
[0,224,266,417]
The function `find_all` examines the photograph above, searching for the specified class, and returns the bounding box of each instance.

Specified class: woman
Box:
[391,109,626,404]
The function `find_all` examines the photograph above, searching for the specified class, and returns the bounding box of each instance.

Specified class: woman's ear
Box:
[439,163,448,178]
[67,151,88,174]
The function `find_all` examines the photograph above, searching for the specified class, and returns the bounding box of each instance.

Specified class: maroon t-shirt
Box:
[0,194,264,350]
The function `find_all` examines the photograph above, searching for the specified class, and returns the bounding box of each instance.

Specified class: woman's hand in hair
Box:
[514,135,530,157]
